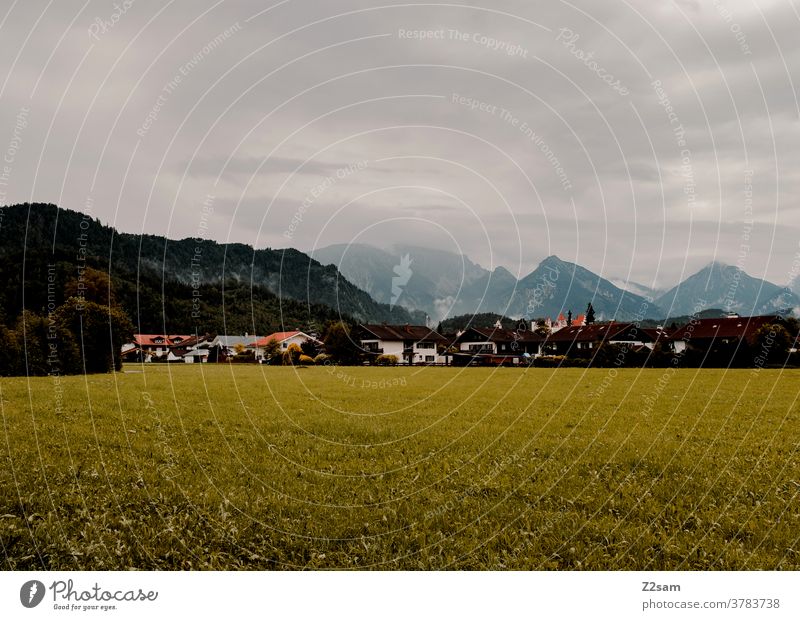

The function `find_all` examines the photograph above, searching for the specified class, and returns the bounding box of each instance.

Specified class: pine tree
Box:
[586,303,596,324]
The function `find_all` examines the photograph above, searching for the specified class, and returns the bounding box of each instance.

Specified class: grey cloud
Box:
[1,0,799,288]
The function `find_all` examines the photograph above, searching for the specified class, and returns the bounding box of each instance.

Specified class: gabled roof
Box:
[212,335,257,348]
[669,315,784,343]
[641,327,677,343]
[178,333,212,349]
[545,322,655,343]
[454,327,544,344]
[252,331,320,347]
[359,324,447,342]
[133,334,192,347]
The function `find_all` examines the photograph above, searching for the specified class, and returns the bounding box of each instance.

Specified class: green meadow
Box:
[1,365,798,570]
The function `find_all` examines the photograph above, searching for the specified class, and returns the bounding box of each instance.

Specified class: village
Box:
[120,311,796,368]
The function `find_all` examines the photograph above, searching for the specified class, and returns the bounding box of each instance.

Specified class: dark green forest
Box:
[0,203,427,375]
[0,203,422,335]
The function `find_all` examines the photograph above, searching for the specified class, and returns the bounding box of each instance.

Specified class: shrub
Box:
[532,355,567,368]
[375,354,398,366]
[298,355,315,366]
[314,353,332,365]
[231,351,256,363]
[282,343,302,365]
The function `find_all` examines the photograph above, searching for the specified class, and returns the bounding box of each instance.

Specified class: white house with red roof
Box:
[122,334,193,362]
[250,331,321,360]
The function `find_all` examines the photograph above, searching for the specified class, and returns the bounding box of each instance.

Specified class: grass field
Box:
[1,364,799,570]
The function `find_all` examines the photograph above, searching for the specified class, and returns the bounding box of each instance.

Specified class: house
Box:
[127,334,193,362]
[250,330,322,360]
[356,324,448,364]
[542,323,658,356]
[207,334,259,358]
[121,334,215,363]
[133,334,190,356]
[668,314,785,356]
[451,326,544,365]
[176,333,215,363]
[547,313,586,332]
[182,347,210,363]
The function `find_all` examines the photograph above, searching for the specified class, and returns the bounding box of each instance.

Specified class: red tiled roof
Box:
[669,315,784,343]
[546,322,655,343]
[252,331,301,347]
[133,334,191,347]
[455,327,543,344]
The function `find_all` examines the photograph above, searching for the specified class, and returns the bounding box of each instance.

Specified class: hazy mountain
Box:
[316,245,663,322]
[655,261,800,316]
[0,203,424,332]
[609,278,660,300]
[506,255,661,321]
[313,243,519,320]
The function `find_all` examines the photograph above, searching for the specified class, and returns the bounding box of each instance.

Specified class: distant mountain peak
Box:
[655,260,800,317]
[539,254,569,268]
[493,265,514,278]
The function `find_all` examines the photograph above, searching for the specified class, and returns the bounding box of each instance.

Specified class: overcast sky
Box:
[1,0,798,290]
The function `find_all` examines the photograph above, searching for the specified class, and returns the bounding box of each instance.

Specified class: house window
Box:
[425,355,435,362]
[416,342,434,349]
[282,342,288,348]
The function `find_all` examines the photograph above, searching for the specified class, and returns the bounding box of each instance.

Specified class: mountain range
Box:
[2,204,796,333]
[0,204,424,334]
[314,243,800,322]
